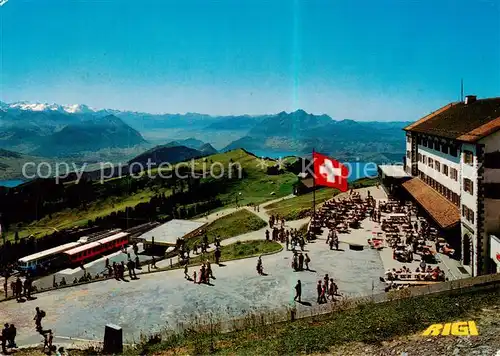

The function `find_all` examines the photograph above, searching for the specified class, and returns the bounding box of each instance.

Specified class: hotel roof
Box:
[404,97,500,142]
[402,178,460,229]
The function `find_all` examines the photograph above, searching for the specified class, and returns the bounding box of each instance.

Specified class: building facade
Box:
[403,95,500,276]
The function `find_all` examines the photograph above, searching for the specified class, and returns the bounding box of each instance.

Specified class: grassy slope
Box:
[5,149,292,241]
[135,287,500,355]
[188,240,282,264]
[152,149,297,207]
[186,209,266,248]
[265,188,338,220]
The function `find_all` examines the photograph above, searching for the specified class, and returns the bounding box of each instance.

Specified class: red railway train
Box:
[63,231,129,266]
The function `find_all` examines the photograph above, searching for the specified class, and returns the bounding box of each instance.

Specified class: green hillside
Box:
[150,148,297,207]
[2,149,295,241]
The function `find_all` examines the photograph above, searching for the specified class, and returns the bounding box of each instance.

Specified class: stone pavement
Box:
[0,231,385,346]
[3,185,468,347]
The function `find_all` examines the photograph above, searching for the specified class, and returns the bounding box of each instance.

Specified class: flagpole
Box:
[312,149,316,217]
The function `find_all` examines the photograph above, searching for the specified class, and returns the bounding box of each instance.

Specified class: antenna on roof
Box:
[460,78,464,102]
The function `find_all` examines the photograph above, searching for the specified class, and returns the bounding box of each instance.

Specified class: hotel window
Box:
[463,178,474,195]
[442,164,448,176]
[417,137,422,145]
[464,150,474,165]
[435,161,440,172]
[450,168,458,181]
[423,138,428,147]
[441,144,449,154]
[422,155,427,164]
[418,153,422,162]
[463,206,475,225]
[428,158,434,169]
[449,146,458,157]
[428,141,434,149]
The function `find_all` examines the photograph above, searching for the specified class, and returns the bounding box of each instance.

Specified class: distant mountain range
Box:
[0,100,409,177]
[223,109,409,162]
[0,102,147,156]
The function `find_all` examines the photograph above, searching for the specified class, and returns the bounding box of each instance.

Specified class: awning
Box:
[402,178,460,230]
[378,165,410,178]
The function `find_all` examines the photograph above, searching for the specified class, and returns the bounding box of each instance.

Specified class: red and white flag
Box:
[313,152,349,192]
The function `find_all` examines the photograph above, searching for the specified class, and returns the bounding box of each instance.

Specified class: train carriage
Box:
[63,232,129,266]
[18,241,81,274]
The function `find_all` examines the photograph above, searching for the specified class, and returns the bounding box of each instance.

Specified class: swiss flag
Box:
[313,152,349,192]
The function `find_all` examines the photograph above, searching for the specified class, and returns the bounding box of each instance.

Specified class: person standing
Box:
[214,247,221,265]
[321,282,327,303]
[1,323,8,354]
[206,261,214,280]
[184,264,189,279]
[7,324,16,348]
[43,330,53,353]
[304,253,311,270]
[24,277,32,299]
[34,307,45,331]
[316,280,323,304]
[127,259,136,279]
[294,280,302,302]
[256,256,263,275]
[15,277,22,300]
[298,253,304,271]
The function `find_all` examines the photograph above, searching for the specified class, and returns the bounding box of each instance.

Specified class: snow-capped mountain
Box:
[1,101,97,114]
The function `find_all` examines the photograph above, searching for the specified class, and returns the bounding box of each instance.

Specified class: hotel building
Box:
[402,95,500,276]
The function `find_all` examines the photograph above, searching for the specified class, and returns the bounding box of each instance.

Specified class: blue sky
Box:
[0,0,499,120]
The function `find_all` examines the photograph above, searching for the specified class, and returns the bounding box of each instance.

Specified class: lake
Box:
[0,179,25,188]
[248,149,378,181]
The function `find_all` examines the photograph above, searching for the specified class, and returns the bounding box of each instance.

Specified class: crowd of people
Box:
[385,263,446,282]
[10,276,34,301]
[1,323,17,353]
[311,190,376,234]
